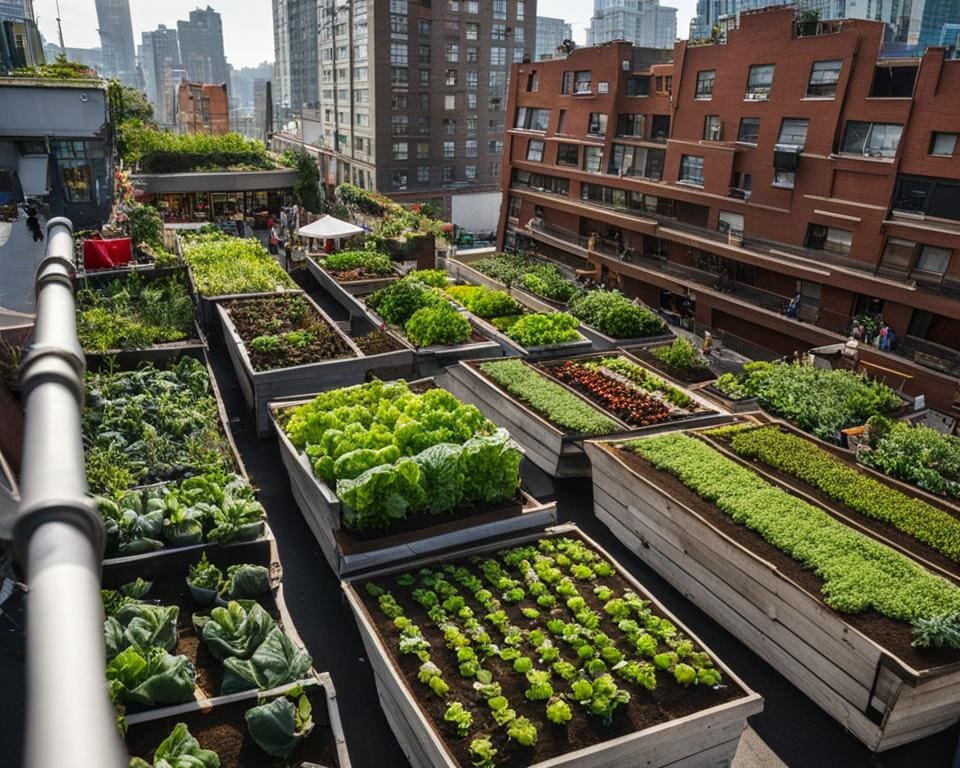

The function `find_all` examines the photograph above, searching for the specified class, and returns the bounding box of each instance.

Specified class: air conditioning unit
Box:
[728,187,747,199]
[773,143,801,171]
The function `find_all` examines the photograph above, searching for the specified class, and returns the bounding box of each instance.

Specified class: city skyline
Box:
[34,0,701,68]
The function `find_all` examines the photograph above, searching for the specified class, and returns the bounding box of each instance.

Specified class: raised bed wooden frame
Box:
[341,523,763,768]
[217,293,415,436]
[442,357,732,478]
[268,387,558,576]
[585,438,960,752]
[306,254,400,318]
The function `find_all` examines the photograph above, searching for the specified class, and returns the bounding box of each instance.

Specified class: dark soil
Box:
[629,348,716,384]
[352,329,405,355]
[357,532,743,768]
[328,267,393,282]
[611,444,960,671]
[705,426,960,583]
[337,493,524,550]
[126,684,339,768]
[224,295,355,371]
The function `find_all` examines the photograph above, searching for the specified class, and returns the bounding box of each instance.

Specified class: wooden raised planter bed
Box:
[269,391,558,577]
[306,254,399,318]
[585,438,960,752]
[466,313,594,362]
[619,342,719,385]
[125,674,351,768]
[78,265,208,368]
[217,293,415,436]
[342,523,763,768]
[449,254,673,353]
[443,357,731,478]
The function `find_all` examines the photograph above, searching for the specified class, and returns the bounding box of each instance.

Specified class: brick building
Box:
[176,81,229,135]
[498,7,960,410]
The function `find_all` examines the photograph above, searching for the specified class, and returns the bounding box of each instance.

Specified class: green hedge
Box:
[123,125,273,172]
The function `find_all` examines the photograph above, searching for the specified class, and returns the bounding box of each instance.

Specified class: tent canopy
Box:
[297,214,365,239]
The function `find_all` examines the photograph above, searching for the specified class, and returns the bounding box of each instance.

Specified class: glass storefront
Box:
[152,189,291,227]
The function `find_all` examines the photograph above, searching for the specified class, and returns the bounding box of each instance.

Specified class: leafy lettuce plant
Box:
[106,646,196,706]
[104,602,179,660]
[505,312,580,348]
[221,563,271,599]
[404,303,472,347]
[129,723,219,768]
[245,685,314,759]
[220,627,312,694]
[193,600,276,661]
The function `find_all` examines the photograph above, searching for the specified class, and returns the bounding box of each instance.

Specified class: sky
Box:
[36,0,698,70]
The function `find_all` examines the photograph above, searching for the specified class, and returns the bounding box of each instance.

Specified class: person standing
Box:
[26,204,43,242]
[268,222,280,255]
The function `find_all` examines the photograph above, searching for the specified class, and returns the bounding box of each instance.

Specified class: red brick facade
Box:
[176,81,229,135]
[498,7,960,411]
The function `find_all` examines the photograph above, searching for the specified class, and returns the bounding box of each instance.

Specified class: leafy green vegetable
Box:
[545,697,573,724]
[186,552,222,592]
[504,312,580,348]
[106,647,196,706]
[245,687,314,759]
[591,356,694,408]
[650,337,710,371]
[181,231,295,296]
[443,702,474,737]
[478,359,619,435]
[320,249,393,275]
[104,603,179,659]
[366,276,441,325]
[468,737,498,768]
[128,722,220,768]
[568,289,665,339]
[193,600,276,661]
[221,563,271,599]
[220,628,312,694]
[444,284,520,319]
[403,303,472,347]
[861,418,960,499]
[629,434,960,631]
[506,715,538,746]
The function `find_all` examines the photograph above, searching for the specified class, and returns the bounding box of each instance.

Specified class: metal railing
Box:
[1,218,126,768]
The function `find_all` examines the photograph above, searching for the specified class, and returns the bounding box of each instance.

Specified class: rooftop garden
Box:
[8,54,97,80]
[337,183,445,246]
[180,229,296,297]
[862,417,960,500]
[121,123,276,174]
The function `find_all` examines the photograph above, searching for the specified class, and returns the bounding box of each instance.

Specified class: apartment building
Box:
[498,7,960,410]
[176,81,229,135]
[314,0,536,228]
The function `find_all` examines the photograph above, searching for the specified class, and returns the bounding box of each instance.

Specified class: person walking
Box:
[268,222,280,256]
[25,205,43,242]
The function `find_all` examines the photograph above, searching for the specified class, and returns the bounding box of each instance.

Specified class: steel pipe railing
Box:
[2,217,126,768]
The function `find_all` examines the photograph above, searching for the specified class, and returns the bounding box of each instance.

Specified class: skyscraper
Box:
[177,6,228,86]
[272,0,318,122]
[588,0,678,50]
[95,0,136,85]
[313,0,537,223]
[535,16,573,60]
[143,25,181,127]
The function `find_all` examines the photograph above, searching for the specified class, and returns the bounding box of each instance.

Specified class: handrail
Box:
[6,218,127,768]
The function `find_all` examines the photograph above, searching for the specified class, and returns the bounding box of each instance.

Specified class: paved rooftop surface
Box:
[0,217,43,319]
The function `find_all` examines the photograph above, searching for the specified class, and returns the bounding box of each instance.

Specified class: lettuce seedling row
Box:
[268,379,557,576]
[444,356,730,478]
[342,524,762,768]
[217,292,415,435]
[586,433,960,751]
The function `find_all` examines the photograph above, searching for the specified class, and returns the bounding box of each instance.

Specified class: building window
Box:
[704,115,721,141]
[445,43,459,62]
[746,64,775,99]
[466,70,478,89]
[491,23,507,41]
[717,211,744,235]
[392,93,408,109]
[556,110,566,133]
[417,166,430,183]
[733,171,752,196]
[419,69,430,86]
[561,71,573,94]
[893,175,960,220]
[391,67,408,85]
[489,159,501,177]
[390,0,407,12]
[417,142,430,159]
[914,245,952,277]
[870,65,917,97]
[488,139,503,153]
[617,114,644,137]
[526,139,544,162]
[695,70,715,99]
[807,60,842,97]
[392,142,408,160]
[466,94,477,109]
[466,22,478,40]
[508,195,522,218]
[777,118,809,149]
[880,238,915,271]
[390,14,408,35]
[418,19,430,36]
[490,47,506,65]
[679,155,704,186]
[443,118,456,134]
[527,72,539,92]
[493,0,506,19]
[738,117,760,144]
[841,121,903,158]
[390,43,408,66]
[419,44,431,63]
[466,46,479,63]
[61,160,92,202]
[419,95,430,111]
[805,224,852,255]
[444,94,456,110]
[584,146,603,173]
[627,76,650,96]
[392,170,408,190]
[517,0,525,20]
[443,166,455,183]
[465,165,477,180]
[465,139,478,157]
[574,70,592,93]
[391,115,408,135]
[515,107,550,131]
[557,143,579,166]
[445,69,458,86]
[930,132,958,157]
[773,170,795,188]
[587,113,607,136]
[650,114,670,142]
[443,141,455,158]
[465,0,479,12]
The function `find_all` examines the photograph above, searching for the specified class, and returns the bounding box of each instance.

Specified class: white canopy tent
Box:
[297,214,365,239]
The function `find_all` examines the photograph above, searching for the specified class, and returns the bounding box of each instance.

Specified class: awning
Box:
[18,155,49,197]
[297,214,365,239]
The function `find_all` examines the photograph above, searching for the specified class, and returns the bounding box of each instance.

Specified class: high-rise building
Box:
[44,43,104,74]
[313,0,537,226]
[499,6,960,411]
[253,78,272,142]
[95,0,137,85]
[176,81,229,134]
[177,6,228,87]
[1,0,43,70]
[536,16,573,61]
[588,0,678,50]
[906,0,960,49]
[142,25,181,127]
[272,0,318,124]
